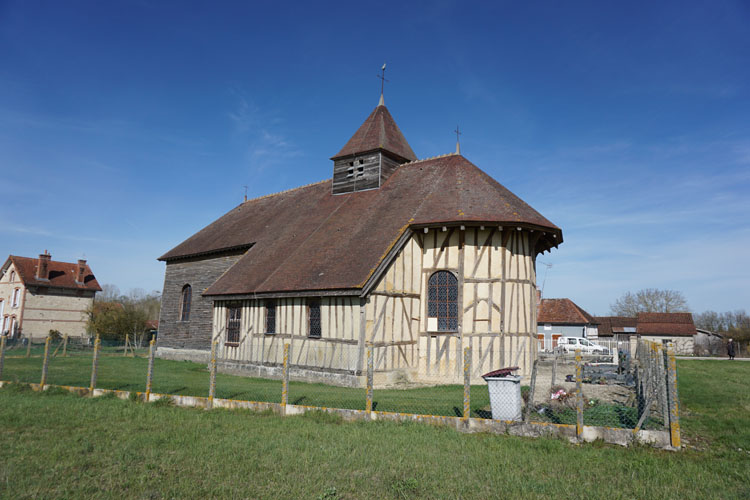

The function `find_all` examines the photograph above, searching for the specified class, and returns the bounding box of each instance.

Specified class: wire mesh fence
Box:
[0,333,680,443]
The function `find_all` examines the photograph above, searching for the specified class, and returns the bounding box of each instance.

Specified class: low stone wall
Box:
[156,347,210,364]
[218,359,366,388]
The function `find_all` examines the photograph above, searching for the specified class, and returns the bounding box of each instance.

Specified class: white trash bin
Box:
[484,374,522,421]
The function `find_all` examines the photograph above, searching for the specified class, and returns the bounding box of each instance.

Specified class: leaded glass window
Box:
[265,300,276,334]
[179,285,192,322]
[428,271,458,331]
[308,299,321,338]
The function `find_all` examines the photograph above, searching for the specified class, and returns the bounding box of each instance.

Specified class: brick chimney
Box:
[76,259,87,284]
[36,251,51,280]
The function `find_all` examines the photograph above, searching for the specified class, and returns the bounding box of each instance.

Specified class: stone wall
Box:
[22,287,95,340]
[157,250,245,352]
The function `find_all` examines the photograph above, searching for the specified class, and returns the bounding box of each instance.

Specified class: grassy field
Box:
[0,359,748,499]
[0,351,493,418]
[0,350,655,427]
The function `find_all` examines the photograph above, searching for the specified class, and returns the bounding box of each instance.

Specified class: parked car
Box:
[556,336,609,355]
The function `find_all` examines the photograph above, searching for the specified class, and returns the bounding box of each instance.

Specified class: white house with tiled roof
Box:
[0,252,101,341]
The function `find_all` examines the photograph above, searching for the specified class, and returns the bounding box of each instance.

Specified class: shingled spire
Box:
[331,100,417,195]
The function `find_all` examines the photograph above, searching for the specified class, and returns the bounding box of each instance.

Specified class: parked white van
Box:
[556,336,609,355]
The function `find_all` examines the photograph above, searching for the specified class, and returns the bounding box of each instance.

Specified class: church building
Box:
[157,93,563,386]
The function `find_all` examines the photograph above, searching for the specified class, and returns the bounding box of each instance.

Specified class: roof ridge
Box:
[241,179,328,205]
[402,152,458,166]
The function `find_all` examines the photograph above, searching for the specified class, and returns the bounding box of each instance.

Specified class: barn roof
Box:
[331,104,417,162]
[538,298,597,325]
[159,153,563,297]
[637,312,696,336]
[594,316,637,337]
[2,255,101,292]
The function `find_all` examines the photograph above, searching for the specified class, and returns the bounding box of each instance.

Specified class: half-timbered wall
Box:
[364,227,538,384]
[212,227,538,386]
[214,297,363,374]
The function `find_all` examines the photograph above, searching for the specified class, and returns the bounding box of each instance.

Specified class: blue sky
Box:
[1,1,748,315]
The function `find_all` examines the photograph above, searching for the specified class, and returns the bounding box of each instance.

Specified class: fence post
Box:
[365,345,374,415]
[463,346,471,421]
[551,351,557,386]
[40,336,51,387]
[62,334,68,357]
[145,338,156,402]
[0,335,6,380]
[89,336,100,393]
[575,349,583,441]
[666,345,681,448]
[525,359,538,423]
[657,344,670,428]
[281,343,290,409]
[26,336,32,357]
[207,339,217,409]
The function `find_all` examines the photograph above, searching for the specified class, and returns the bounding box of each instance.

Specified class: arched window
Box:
[428,271,458,331]
[179,285,192,322]
[9,270,15,282]
[12,288,20,308]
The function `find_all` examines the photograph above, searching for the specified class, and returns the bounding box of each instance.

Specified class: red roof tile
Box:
[332,105,417,161]
[538,298,596,324]
[637,312,696,336]
[159,154,563,296]
[5,256,101,292]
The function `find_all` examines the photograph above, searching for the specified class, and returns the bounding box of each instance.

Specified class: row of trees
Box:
[86,285,161,346]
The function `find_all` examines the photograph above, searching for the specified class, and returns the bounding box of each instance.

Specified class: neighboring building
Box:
[0,252,101,340]
[595,313,695,355]
[157,94,563,386]
[636,312,696,355]
[594,316,637,344]
[536,297,599,351]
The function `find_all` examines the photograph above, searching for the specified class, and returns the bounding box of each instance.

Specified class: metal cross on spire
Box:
[377,63,388,105]
[454,125,462,154]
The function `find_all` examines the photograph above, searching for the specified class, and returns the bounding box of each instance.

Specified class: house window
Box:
[9,270,15,283]
[427,271,458,331]
[0,299,4,321]
[308,299,321,338]
[1,315,8,334]
[12,288,20,308]
[9,316,16,337]
[226,305,241,345]
[265,300,276,334]
[179,285,192,321]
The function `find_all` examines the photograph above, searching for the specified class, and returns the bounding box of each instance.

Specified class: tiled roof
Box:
[331,104,417,161]
[537,298,596,325]
[594,316,637,337]
[637,312,696,336]
[5,256,101,292]
[160,154,563,296]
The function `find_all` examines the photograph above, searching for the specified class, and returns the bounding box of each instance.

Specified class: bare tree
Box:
[610,288,690,317]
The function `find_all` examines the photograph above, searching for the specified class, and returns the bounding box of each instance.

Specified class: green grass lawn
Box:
[1,353,494,418]
[0,359,748,499]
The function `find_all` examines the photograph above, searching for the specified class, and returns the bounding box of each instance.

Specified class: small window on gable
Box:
[308,299,321,338]
[265,300,276,334]
[180,285,192,322]
[226,305,241,345]
[427,271,458,332]
[9,270,15,283]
